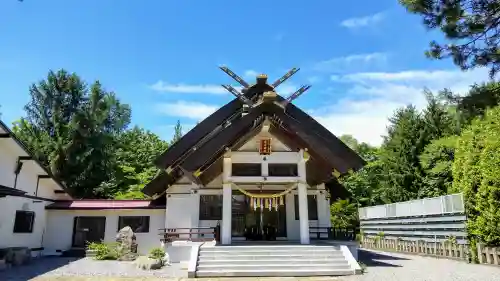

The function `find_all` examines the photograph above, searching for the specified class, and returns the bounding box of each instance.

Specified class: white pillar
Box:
[317,183,331,228]
[297,149,309,244]
[298,182,310,244]
[221,155,232,245]
[222,183,232,244]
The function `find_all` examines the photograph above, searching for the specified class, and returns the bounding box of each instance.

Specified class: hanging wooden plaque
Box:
[259,138,271,155]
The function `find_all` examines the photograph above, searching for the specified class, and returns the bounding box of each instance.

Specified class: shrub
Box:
[149,247,165,260]
[87,241,119,260]
[453,106,500,252]
[330,199,359,229]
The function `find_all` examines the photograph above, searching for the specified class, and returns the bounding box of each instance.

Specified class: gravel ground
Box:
[1,250,500,281]
[0,257,187,281]
[344,249,500,281]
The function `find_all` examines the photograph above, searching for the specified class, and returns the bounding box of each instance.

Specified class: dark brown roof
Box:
[0,184,27,198]
[45,199,165,210]
[142,95,366,196]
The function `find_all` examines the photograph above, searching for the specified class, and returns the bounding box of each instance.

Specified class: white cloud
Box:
[244,70,260,79]
[307,76,322,84]
[276,83,299,96]
[150,81,227,95]
[313,53,387,72]
[155,101,219,120]
[313,68,490,146]
[341,12,384,28]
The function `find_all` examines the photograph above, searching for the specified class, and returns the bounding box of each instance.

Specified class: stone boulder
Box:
[115,226,138,261]
[1,247,31,266]
[0,249,7,271]
[134,256,163,270]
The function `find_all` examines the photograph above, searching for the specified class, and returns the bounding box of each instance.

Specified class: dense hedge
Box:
[453,106,500,247]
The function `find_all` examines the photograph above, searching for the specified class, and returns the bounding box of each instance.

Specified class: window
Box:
[13,211,35,233]
[199,195,223,220]
[294,195,318,220]
[118,216,150,233]
[268,164,298,177]
[232,163,262,177]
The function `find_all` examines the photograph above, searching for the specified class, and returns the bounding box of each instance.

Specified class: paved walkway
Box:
[2,250,500,281]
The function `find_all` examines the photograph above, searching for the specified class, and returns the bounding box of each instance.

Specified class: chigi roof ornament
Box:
[219,66,311,109]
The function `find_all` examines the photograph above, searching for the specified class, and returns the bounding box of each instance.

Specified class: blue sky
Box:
[0,0,490,145]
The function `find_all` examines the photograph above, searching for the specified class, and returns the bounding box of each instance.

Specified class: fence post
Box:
[477,243,484,264]
[485,246,492,264]
[492,247,499,265]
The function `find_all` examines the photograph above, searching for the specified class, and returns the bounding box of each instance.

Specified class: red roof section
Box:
[46,200,164,210]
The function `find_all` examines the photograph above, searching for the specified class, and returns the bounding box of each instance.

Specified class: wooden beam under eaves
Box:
[179,166,204,187]
[18,156,32,161]
[0,133,10,138]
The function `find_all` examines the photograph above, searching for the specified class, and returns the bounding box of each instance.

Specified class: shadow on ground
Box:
[0,256,80,281]
[358,249,408,267]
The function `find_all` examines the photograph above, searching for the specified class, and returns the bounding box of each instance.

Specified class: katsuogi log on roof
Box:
[143,67,366,196]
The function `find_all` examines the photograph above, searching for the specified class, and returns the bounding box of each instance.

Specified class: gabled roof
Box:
[0,120,69,194]
[142,89,366,196]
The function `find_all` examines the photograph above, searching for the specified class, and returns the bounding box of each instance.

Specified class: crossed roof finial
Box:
[218,66,311,108]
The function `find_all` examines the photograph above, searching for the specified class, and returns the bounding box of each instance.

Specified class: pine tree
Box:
[171,120,183,145]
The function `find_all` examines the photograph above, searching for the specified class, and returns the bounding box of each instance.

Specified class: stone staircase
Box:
[195,245,359,277]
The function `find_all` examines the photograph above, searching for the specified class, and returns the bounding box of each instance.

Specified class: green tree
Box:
[100,126,169,199]
[419,135,458,198]
[13,69,131,198]
[171,120,183,145]
[445,81,500,124]
[339,135,383,206]
[378,105,427,202]
[400,0,500,76]
[453,106,500,246]
[340,134,378,162]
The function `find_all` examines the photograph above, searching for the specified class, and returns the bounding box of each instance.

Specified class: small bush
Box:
[87,241,119,260]
[149,247,165,260]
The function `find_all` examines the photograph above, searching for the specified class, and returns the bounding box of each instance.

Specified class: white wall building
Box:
[0,121,70,255]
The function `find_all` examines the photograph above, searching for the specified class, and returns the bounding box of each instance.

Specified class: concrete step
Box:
[197,258,348,265]
[199,249,343,256]
[196,268,355,277]
[198,253,344,260]
[200,245,340,251]
[197,263,351,271]
[195,245,357,278]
